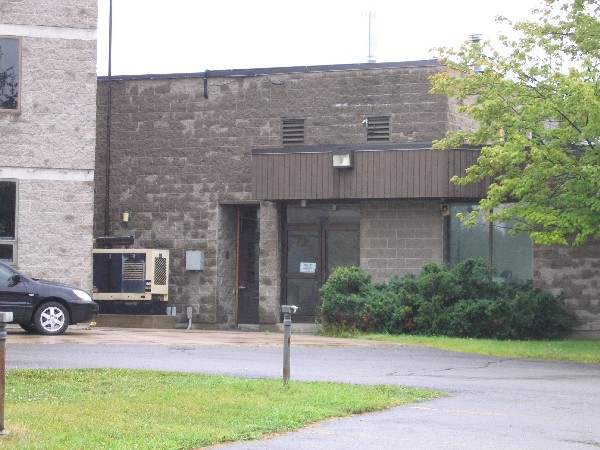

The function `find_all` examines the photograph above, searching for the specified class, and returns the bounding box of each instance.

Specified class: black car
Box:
[0,261,98,335]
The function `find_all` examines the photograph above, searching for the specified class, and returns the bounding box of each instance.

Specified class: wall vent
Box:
[282,118,305,145]
[366,116,390,141]
[154,255,168,285]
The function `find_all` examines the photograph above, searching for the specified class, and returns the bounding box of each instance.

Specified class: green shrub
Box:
[320,266,371,329]
[319,259,576,340]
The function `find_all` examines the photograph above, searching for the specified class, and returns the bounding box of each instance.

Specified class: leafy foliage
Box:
[320,260,576,340]
[429,0,600,245]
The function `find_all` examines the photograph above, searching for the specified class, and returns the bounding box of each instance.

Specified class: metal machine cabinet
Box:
[92,249,169,301]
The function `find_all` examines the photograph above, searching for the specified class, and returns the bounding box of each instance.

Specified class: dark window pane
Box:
[449,204,532,281]
[0,243,13,261]
[287,230,319,272]
[287,204,359,224]
[449,204,488,264]
[0,38,19,110]
[326,230,359,274]
[492,223,533,282]
[0,181,16,239]
[286,279,317,316]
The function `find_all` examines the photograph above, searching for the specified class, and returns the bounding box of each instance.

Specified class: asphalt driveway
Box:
[6,328,600,449]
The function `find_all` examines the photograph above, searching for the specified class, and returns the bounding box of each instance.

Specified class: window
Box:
[0,180,17,262]
[282,118,304,145]
[448,204,533,282]
[365,116,390,141]
[0,37,20,110]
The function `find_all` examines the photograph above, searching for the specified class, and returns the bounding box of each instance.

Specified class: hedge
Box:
[319,259,576,340]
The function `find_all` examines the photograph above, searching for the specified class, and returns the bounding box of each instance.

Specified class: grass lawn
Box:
[2,368,439,449]
[360,334,600,363]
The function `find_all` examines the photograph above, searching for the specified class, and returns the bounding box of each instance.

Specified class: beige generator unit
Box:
[92,249,169,301]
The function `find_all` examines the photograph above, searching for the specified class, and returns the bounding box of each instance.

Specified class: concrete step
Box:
[95,314,178,329]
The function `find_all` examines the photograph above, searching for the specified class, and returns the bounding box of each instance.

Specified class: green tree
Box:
[430,0,600,245]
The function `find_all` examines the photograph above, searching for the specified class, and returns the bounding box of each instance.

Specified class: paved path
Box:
[6,328,600,449]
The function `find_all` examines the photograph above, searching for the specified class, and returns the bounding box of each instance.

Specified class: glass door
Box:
[284,204,359,321]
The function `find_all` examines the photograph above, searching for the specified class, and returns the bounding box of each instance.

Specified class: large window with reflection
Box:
[0,37,20,110]
[449,204,533,282]
[0,180,17,262]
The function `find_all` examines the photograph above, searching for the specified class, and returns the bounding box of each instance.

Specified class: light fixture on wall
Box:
[122,211,129,222]
[332,148,353,169]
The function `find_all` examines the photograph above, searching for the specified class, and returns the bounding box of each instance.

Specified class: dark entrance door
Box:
[237,207,260,324]
[284,204,360,322]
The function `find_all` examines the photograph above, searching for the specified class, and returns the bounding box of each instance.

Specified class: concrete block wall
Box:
[534,243,600,338]
[360,200,444,282]
[95,62,449,325]
[0,0,97,289]
[258,201,281,324]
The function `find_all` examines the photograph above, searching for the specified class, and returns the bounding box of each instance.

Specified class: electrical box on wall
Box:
[186,250,204,271]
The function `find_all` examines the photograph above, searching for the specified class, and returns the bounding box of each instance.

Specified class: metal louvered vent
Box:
[283,118,305,145]
[123,261,145,280]
[366,116,390,141]
[154,256,167,285]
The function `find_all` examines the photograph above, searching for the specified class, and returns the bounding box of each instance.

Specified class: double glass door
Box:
[284,204,359,321]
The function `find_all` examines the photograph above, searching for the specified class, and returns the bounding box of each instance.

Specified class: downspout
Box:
[203,70,209,99]
[103,0,113,236]
[235,208,241,325]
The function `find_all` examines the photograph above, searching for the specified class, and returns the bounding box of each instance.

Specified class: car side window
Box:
[0,264,14,282]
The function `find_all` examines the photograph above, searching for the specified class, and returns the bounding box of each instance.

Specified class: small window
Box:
[0,37,20,111]
[283,118,304,145]
[366,116,390,141]
[0,180,17,262]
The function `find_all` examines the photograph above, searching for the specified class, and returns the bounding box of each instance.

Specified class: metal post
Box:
[0,311,13,436]
[281,305,297,385]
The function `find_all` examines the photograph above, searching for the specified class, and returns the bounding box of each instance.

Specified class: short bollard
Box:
[281,305,298,385]
[0,311,13,436]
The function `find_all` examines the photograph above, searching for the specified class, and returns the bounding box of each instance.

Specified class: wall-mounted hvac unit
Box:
[92,249,169,301]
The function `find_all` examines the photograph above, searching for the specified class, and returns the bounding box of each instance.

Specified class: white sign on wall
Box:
[300,262,317,273]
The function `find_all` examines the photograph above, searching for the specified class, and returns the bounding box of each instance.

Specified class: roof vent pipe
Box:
[367,11,376,63]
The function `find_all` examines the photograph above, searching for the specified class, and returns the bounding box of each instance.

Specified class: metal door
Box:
[237,207,260,324]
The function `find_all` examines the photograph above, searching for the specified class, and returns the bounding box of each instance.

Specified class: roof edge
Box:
[251,142,481,155]
[97,59,442,82]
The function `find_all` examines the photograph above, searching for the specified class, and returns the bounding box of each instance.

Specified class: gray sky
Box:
[96,0,541,76]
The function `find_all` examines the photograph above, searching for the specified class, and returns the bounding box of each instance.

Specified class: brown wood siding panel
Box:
[420,151,427,197]
[425,150,433,197]
[367,151,375,198]
[439,151,449,197]
[251,149,487,200]
[384,151,392,198]
[282,155,293,198]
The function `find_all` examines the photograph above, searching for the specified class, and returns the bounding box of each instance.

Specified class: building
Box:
[95,60,600,337]
[0,0,97,288]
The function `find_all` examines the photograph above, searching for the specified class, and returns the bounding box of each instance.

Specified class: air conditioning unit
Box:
[92,249,169,301]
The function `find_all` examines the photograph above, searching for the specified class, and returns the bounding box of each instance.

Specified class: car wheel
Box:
[34,302,70,335]
[19,323,38,333]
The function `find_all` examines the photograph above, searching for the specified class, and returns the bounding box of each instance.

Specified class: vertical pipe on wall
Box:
[235,208,241,325]
[103,0,113,236]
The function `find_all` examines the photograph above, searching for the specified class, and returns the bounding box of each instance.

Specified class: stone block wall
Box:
[258,201,281,324]
[534,243,600,337]
[0,0,97,29]
[94,62,450,325]
[17,178,94,288]
[0,0,96,289]
[360,200,444,282]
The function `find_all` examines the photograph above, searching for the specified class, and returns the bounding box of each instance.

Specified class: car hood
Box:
[32,278,80,290]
